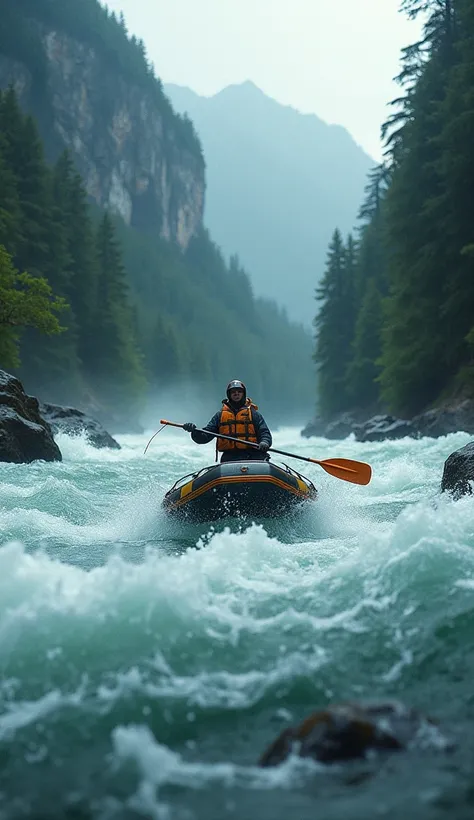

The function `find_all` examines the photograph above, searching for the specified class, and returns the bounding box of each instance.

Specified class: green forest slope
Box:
[0,0,315,427]
[313,0,474,420]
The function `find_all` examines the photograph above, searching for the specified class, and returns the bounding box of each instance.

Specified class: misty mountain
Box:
[165,81,374,326]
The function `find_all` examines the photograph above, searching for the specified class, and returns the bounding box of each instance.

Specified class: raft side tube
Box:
[162,460,317,522]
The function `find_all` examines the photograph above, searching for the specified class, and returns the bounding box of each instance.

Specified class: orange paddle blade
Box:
[309,457,372,485]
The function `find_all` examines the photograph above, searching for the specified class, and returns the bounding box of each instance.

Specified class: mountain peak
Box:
[216,80,264,96]
[165,81,374,324]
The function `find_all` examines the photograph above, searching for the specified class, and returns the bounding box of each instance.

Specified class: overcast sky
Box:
[105,0,422,160]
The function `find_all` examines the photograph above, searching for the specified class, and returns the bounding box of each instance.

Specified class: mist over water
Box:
[138,381,313,434]
[1,426,474,819]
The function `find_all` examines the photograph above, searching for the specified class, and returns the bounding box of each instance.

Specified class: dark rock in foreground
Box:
[0,371,62,463]
[39,402,121,450]
[259,701,451,767]
[441,441,474,499]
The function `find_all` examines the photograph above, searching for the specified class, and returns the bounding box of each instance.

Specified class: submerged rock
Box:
[0,370,62,463]
[259,701,451,767]
[441,441,474,499]
[39,402,121,449]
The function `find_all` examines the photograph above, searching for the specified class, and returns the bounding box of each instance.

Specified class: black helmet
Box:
[226,379,246,402]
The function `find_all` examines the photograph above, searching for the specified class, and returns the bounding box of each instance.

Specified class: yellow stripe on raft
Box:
[180,481,194,498]
[169,474,311,509]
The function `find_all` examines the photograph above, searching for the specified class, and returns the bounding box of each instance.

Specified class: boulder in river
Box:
[302,399,474,442]
[0,370,62,463]
[441,441,474,499]
[324,412,360,440]
[301,410,366,440]
[414,401,474,438]
[259,701,451,767]
[39,402,121,450]
[300,416,328,438]
[354,415,415,443]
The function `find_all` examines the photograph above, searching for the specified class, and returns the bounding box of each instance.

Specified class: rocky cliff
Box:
[0,15,205,249]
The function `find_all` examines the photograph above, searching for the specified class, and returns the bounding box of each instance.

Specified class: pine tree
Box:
[18,145,81,398]
[343,164,389,406]
[94,213,146,406]
[354,166,389,302]
[0,90,50,279]
[377,1,459,414]
[50,153,98,372]
[434,0,474,389]
[347,278,383,405]
[313,229,355,417]
[147,314,187,383]
[0,244,66,368]
[0,132,21,254]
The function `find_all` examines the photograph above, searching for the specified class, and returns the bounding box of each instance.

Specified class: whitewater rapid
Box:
[1,427,474,819]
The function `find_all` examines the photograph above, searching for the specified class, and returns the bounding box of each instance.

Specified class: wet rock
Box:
[354,415,414,443]
[259,701,451,767]
[300,417,328,438]
[302,399,474,442]
[0,370,62,463]
[301,412,360,440]
[414,401,474,438]
[301,408,379,440]
[441,441,474,498]
[39,402,121,449]
[324,412,359,440]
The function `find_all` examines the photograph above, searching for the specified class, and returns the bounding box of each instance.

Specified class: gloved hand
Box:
[183,422,196,433]
[258,441,270,452]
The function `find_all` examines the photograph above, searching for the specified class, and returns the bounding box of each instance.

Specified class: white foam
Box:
[112,721,321,817]
[1,428,473,717]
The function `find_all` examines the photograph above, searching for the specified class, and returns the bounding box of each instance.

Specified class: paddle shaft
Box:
[161,420,261,449]
[160,419,357,475]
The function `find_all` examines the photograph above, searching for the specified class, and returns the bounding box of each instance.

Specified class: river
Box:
[1,426,474,819]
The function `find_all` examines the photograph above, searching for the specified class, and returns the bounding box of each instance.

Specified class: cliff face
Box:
[0,28,205,250]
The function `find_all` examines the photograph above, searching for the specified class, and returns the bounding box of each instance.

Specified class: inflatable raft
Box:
[162,459,317,522]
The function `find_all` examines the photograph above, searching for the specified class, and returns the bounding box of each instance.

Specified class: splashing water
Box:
[1,427,474,819]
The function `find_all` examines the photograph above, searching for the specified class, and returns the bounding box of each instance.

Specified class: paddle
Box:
[158,419,372,486]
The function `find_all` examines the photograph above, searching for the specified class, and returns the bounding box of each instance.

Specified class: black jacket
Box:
[191,401,272,459]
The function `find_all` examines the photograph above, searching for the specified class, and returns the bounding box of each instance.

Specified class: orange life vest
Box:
[217,399,258,451]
